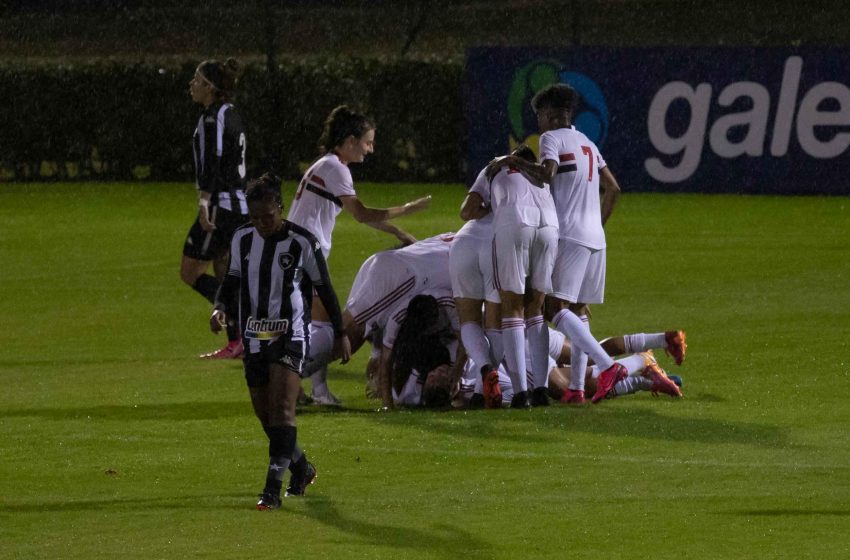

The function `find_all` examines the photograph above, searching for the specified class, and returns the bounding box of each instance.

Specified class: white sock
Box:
[623,332,666,353]
[485,328,503,369]
[525,315,549,391]
[461,321,492,371]
[500,317,527,394]
[553,309,614,370]
[590,353,645,379]
[612,376,652,396]
[569,314,589,391]
[309,321,334,394]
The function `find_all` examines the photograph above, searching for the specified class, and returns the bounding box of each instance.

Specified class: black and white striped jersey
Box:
[215,221,344,356]
[192,102,248,214]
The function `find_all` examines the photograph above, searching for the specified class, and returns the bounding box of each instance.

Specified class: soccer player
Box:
[487,83,628,404]
[287,105,431,404]
[211,173,351,510]
[450,161,503,410]
[482,145,558,409]
[180,58,249,359]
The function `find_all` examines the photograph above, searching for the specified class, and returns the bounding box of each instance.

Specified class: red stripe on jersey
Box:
[310,174,326,187]
[559,153,575,162]
[353,277,416,324]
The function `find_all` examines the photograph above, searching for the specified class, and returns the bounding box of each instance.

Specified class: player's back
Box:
[393,233,453,291]
[490,167,557,228]
[539,126,607,249]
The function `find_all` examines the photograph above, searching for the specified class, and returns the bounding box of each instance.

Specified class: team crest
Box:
[278,253,295,270]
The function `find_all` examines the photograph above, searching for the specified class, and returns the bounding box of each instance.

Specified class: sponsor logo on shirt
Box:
[244,316,289,339]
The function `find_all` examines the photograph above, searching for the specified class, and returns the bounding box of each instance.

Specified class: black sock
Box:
[289,446,306,473]
[264,425,296,493]
[191,274,218,304]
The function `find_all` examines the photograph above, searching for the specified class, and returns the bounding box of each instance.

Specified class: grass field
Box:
[1,182,849,559]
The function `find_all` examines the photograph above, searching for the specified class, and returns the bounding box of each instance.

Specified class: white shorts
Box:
[551,239,606,304]
[449,234,498,303]
[492,223,557,295]
[346,252,418,328]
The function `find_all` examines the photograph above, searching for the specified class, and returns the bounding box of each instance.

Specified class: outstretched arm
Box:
[341,194,431,224]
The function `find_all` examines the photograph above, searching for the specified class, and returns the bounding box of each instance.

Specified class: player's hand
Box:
[485,155,512,180]
[334,334,352,364]
[209,309,226,334]
[403,195,431,214]
[395,231,417,246]
[199,206,216,233]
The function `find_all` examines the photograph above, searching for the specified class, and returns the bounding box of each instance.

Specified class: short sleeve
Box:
[538,131,559,164]
[594,143,607,170]
[468,168,491,206]
[328,163,356,198]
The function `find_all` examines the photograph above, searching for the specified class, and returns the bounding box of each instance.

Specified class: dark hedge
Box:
[0,57,465,183]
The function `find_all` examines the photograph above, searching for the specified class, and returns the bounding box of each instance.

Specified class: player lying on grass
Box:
[383,293,685,408]
[211,173,351,510]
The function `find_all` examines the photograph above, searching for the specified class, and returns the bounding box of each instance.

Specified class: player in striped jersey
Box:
[287,105,430,405]
[211,174,351,510]
[181,58,249,360]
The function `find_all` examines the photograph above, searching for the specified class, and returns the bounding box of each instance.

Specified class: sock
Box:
[591,353,646,378]
[289,446,306,474]
[264,425,297,494]
[568,315,590,391]
[485,328,503,368]
[623,333,666,353]
[191,274,218,304]
[552,309,614,371]
[461,322,492,371]
[525,315,549,391]
[612,376,652,396]
[501,317,527,394]
[308,321,334,394]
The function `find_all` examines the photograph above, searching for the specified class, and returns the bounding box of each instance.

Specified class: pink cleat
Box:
[641,362,683,398]
[560,388,586,404]
[591,363,628,404]
[664,330,687,366]
[200,340,244,359]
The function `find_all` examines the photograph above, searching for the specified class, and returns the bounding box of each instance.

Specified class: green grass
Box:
[1,182,849,559]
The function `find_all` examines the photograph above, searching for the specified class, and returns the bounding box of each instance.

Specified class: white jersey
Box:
[487,166,557,229]
[392,233,453,292]
[287,153,356,258]
[539,126,607,250]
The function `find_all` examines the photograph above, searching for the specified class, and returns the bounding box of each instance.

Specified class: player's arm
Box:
[448,340,467,387]
[599,166,621,226]
[486,155,556,185]
[197,112,225,232]
[364,220,417,246]
[210,235,241,332]
[340,194,431,224]
[378,344,394,409]
[459,192,489,221]
[304,238,352,363]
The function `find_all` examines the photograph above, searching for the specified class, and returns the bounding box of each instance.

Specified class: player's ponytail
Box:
[318,105,375,155]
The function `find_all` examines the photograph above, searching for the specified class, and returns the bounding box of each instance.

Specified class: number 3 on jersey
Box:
[238,133,247,179]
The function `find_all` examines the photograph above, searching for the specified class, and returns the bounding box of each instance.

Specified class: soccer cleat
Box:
[641,361,683,398]
[560,388,586,404]
[310,391,342,406]
[285,461,317,497]
[530,387,550,407]
[200,340,244,360]
[256,491,281,510]
[481,369,502,409]
[591,363,628,404]
[664,330,687,366]
[510,391,530,409]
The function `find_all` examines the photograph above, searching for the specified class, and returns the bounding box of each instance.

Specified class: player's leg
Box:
[526,225,557,406]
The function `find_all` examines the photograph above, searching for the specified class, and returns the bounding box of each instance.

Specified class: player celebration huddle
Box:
[181,58,687,510]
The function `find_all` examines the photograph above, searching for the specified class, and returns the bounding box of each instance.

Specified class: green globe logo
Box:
[507,60,561,154]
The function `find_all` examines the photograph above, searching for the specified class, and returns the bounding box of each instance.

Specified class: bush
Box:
[0,57,464,183]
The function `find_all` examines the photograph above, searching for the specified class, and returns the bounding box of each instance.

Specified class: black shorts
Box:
[182,206,247,261]
[242,337,309,387]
